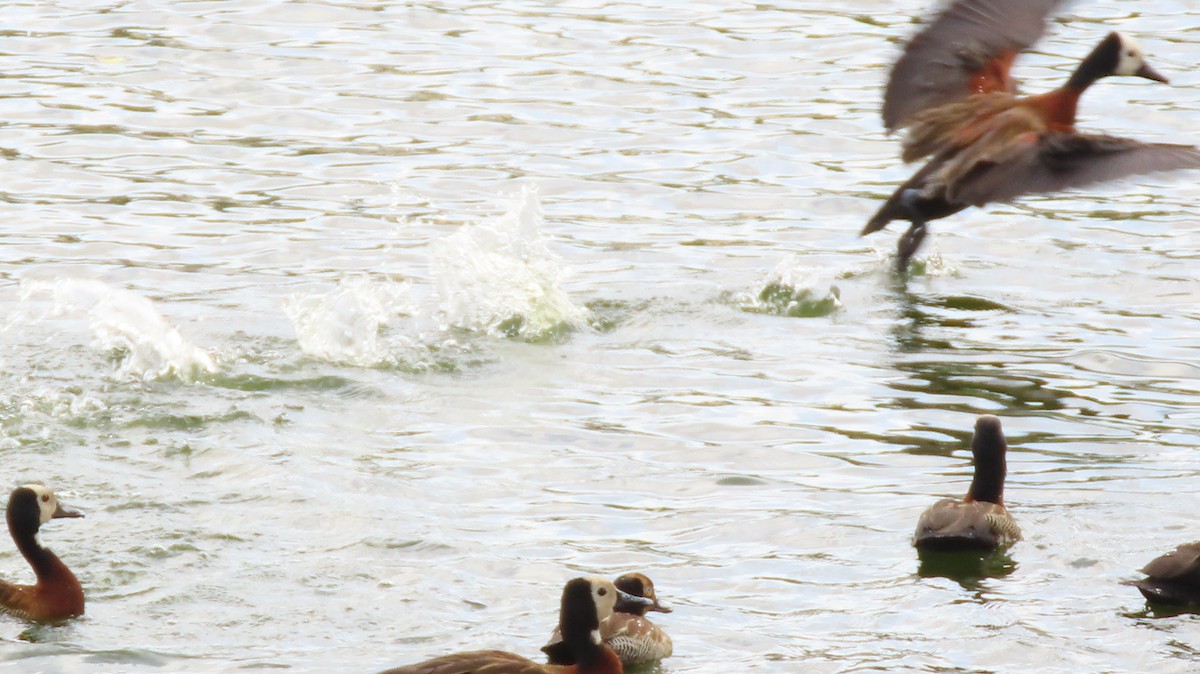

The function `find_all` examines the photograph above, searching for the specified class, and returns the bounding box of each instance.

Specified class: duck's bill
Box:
[646,598,673,613]
[52,503,84,519]
[1137,63,1168,84]
[613,589,654,612]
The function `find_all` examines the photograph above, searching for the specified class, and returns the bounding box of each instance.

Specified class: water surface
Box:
[1,1,1200,672]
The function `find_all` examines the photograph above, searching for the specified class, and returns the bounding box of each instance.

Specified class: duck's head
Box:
[560,576,653,645]
[1104,32,1167,83]
[7,485,83,533]
[972,416,1005,457]
[614,573,672,615]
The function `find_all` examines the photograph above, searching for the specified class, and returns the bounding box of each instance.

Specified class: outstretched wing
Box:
[947,133,1200,205]
[883,0,1068,130]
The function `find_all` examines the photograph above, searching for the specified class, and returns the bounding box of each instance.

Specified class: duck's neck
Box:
[1031,35,1119,130]
[565,638,622,674]
[1067,34,1119,92]
[965,453,1006,505]
[1027,88,1080,130]
[11,524,65,584]
[560,628,605,672]
[965,471,1004,505]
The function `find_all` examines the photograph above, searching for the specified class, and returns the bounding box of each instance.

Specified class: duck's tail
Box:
[862,150,957,236]
[861,194,903,236]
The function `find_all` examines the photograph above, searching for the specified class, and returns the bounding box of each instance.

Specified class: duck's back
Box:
[605,613,672,665]
[0,554,84,622]
[1137,542,1200,604]
[544,613,670,666]
[899,93,1020,163]
[0,582,37,621]
[377,650,551,674]
[914,498,1020,551]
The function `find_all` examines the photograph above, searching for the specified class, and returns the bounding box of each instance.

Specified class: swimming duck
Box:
[542,573,673,667]
[1135,542,1200,605]
[914,415,1021,551]
[863,0,1200,271]
[0,484,85,622]
[376,576,651,674]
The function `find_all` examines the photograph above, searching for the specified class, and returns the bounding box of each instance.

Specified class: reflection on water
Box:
[883,279,1078,421]
[917,548,1018,588]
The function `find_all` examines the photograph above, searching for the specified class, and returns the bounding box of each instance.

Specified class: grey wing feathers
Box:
[883,0,1067,130]
[948,134,1200,205]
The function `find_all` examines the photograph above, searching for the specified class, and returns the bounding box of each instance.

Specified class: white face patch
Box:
[1113,33,1146,76]
[23,484,57,525]
[588,576,618,622]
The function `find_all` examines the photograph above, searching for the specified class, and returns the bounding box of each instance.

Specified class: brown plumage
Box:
[377,650,584,674]
[914,415,1021,551]
[882,0,1066,130]
[865,0,1200,271]
[542,573,673,667]
[377,576,649,674]
[1135,542,1200,605]
[0,485,85,622]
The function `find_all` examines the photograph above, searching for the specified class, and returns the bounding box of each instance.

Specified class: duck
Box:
[0,484,85,622]
[1134,542,1200,605]
[914,415,1021,551]
[376,576,652,674]
[863,0,1200,271]
[542,573,673,667]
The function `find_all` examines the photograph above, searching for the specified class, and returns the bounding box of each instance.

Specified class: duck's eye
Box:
[41,494,49,503]
[1127,50,1136,57]
[597,587,607,596]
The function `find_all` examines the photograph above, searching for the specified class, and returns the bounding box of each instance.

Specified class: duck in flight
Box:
[863,0,1200,272]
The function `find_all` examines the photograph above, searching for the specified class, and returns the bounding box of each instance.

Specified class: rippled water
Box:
[1,0,1199,672]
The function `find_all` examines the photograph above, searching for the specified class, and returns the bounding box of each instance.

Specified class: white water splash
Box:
[869,241,954,278]
[19,279,217,380]
[283,276,418,368]
[286,185,588,368]
[0,387,108,447]
[429,185,589,339]
[740,255,842,318]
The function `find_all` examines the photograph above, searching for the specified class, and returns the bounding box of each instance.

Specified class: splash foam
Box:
[286,185,589,369]
[740,256,842,318]
[20,279,217,380]
[283,276,419,368]
[429,185,589,340]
